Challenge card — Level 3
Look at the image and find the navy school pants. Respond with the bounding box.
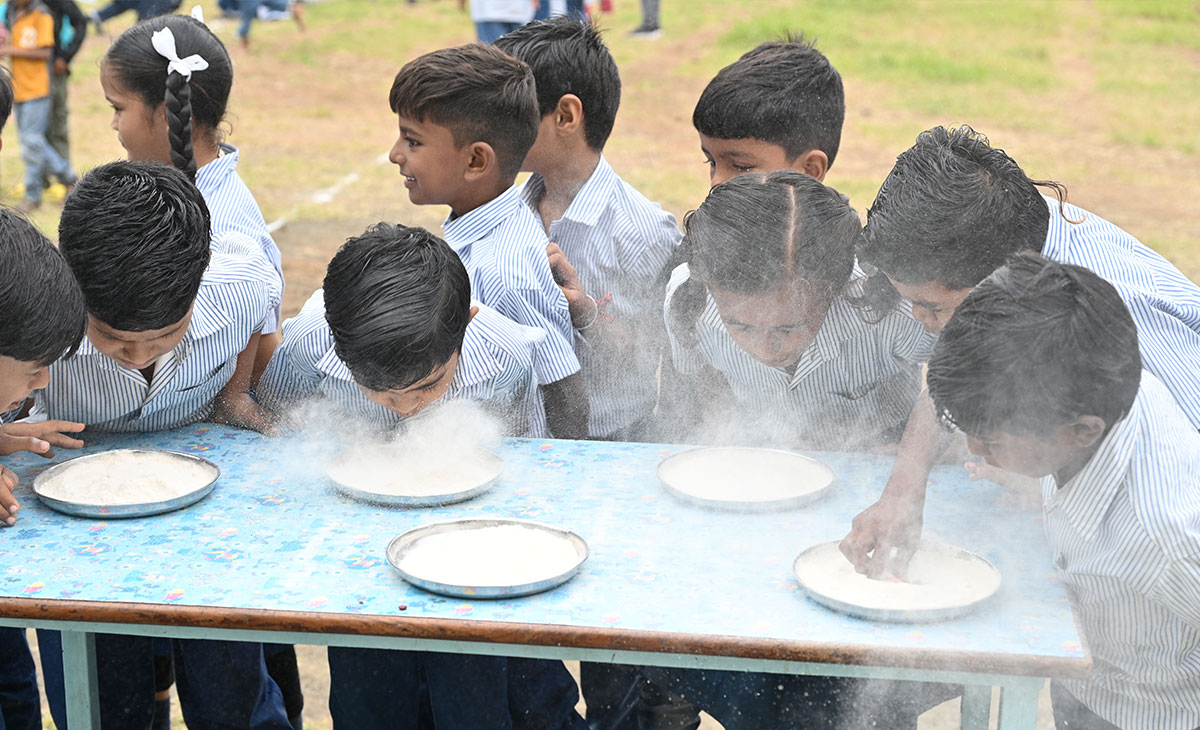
[0,628,40,730]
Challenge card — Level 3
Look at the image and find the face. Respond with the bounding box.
[100,62,171,164]
[87,311,192,371]
[699,133,802,186]
[887,277,972,333]
[388,114,469,208]
[359,350,460,419]
[965,427,1079,480]
[0,356,49,412]
[709,283,830,369]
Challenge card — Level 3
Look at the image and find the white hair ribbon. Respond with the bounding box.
[190,5,205,23]
[151,27,209,81]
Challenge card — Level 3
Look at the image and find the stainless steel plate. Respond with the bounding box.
[793,540,1002,623]
[326,449,503,507]
[32,449,220,519]
[386,518,589,599]
[657,446,834,512]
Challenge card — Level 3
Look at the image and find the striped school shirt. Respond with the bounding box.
[33,234,281,432]
[521,157,681,438]
[1042,196,1200,428]
[1043,372,1200,730]
[258,290,549,437]
[664,264,935,451]
[195,144,285,334]
[442,185,580,387]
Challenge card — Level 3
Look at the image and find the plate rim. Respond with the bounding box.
[657,446,835,512]
[326,449,504,507]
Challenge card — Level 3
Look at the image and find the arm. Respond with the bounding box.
[0,466,19,526]
[542,371,589,440]
[213,332,277,435]
[0,420,84,458]
[55,0,87,64]
[546,243,599,330]
[0,45,51,59]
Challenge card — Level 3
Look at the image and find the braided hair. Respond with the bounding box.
[104,15,232,182]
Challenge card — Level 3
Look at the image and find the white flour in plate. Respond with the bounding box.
[37,451,215,506]
[327,447,501,497]
[794,541,1001,613]
[660,447,832,502]
[397,524,583,587]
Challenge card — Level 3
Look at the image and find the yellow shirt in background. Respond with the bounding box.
[9,4,52,102]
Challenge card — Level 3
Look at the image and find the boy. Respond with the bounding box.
[33,160,291,730]
[842,125,1200,579]
[693,34,844,186]
[496,17,680,442]
[0,0,76,212]
[259,222,548,437]
[387,42,589,439]
[927,254,1200,730]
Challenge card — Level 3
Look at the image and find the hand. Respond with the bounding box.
[53,57,68,75]
[0,420,85,458]
[213,392,279,437]
[546,243,596,328]
[0,465,19,526]
[965,460,1042,509]
[839,491,924,580]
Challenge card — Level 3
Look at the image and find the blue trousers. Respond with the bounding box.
[475,20,522,44]
[0,629,39,730]
[13,96,74,204]
[237,0,289,40]
[38,631,293,730]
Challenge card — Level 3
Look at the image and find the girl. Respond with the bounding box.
[100,13,284,376]
[663,170,935,452]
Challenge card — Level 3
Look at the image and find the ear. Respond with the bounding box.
[467,305,480,324]
[1066,415,1107,449]
[553,94,585,136]
[794,149,830,182]
[463,141,498,182]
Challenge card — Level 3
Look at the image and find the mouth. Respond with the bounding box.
[5,401,22,411]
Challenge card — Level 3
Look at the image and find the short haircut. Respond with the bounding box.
[0,67,12,132]
[494,16,621,152]
[927,253,1141,438]
[58,161,212,332]
[0,208,86,364]
[670,170,861,343]
[323,223,471,392]
[693,34,844,165]
[859,125,1060,291]
[389,44,539,179]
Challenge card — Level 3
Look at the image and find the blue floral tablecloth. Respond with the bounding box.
[0,424,1082,671]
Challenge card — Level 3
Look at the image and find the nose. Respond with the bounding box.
[110,113,119,132]
[30,368,49,391]
[965,436,988,458]
[710,168,732,186]
[912,305,938,333]
[123,342,157,367]
[389,393,427,419]
[388,138,405,167]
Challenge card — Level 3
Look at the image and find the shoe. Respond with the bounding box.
[628,24,661,38]
[15,198,40,213]
[44,182,67,203]
[88,10,103,28]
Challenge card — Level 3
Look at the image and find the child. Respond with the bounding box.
[387,42,588,439]
[32,160,291,730]
[101,14,285,372]
[693,34,843,186]
[927,254,1200,730]
[0,207,86,730]
[259,222,548,437]
[496,17,680,442]
[843,124,1200,578]
[663,170,934,451]
[0,0,77,212]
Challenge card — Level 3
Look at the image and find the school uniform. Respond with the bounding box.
[663,263,935,451]
[442,185,581,388]
[196,143,286,334]
[33,233,290,730]
[258,290,549,437]
[33,234,280,430]
[521,157,681,439]
[0,628,40,730]
[1041,196,1200,427]
[1041,372,1200,730]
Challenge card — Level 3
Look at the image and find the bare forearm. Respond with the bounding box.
[3,46,51,60]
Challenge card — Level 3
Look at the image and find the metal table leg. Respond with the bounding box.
[997,677,1045,730]
[61,630,100,730]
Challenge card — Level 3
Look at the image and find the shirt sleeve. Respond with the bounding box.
[496,288,580,386]
[33,11,54,47]
[662,264,704,376]
[257,334,324,412]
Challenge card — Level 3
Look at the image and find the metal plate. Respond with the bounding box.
[32,449,220,519]
[326,449,503,507]
[657,446,835,512]
[793,541,1002,623]
[386,518,589,599]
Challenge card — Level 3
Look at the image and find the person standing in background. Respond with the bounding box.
[630,0,658,37]
[38,0,85,200]
[460,0,534,44]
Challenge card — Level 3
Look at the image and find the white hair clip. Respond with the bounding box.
[190,5,205,23]
[151,27,209,81]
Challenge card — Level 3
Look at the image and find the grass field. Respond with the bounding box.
[8,0,1200,727]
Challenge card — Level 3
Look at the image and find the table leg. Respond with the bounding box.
[960,684,991,730]
[997,677,1045,730]
[61,630,100,730]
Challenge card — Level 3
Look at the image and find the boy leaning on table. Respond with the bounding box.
[927,253,1200,730]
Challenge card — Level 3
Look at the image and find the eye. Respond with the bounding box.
[733,163,755,172]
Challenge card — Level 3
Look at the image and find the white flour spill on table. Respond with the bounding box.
[660,448,832,502]
[37,451,215,506]
[398,525,582,587]
[328,448,500,496]
[795,541,1001,612]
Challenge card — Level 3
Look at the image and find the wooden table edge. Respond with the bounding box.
[0,597,1092,679]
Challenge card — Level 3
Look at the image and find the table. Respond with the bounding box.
[0,424,1089,729]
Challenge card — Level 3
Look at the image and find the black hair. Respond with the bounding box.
[0,67,12,133]
[323,223,471,392]
[389,43,539,180]
[927,253,1141,438]
[104,15,233,182]
[494,16,620,153]
[858,125,1071,307]
[693,33,844,166]
[0,208,86,364]
[58,161,212,332]
[670,170,861,344]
